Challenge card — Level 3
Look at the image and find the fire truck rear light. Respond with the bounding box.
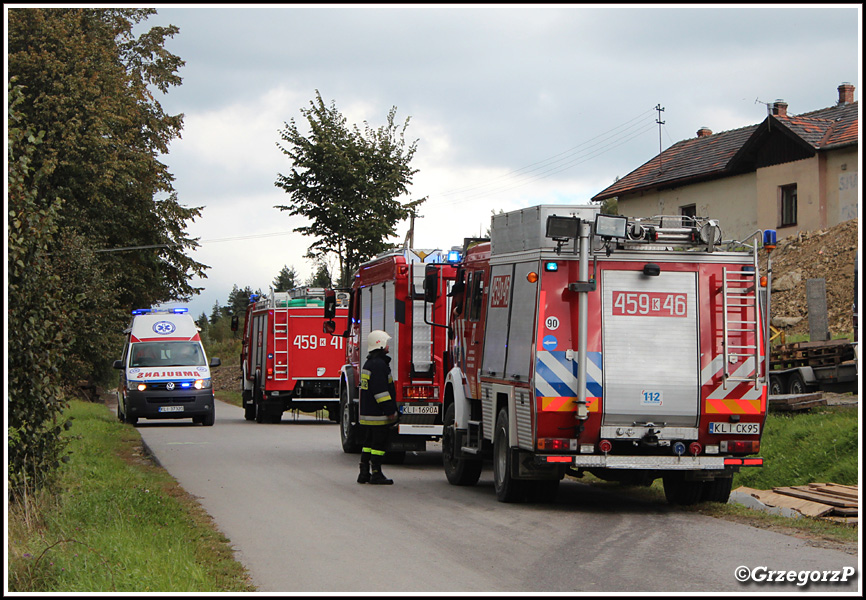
[721,440,760,453]
[743,458,763,466]
[537,438,576,451]
[598,439,612,453]
[527,271,538,283]
[545,456,572,463]
[689,442,702,456]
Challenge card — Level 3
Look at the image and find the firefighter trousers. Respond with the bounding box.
[360,425,389,471]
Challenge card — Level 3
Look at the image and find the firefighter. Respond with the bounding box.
[357,330,398,485]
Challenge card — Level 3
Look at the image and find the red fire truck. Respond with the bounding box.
[235,287,348,423]
[430,205,773,504]
[324,248,461,461]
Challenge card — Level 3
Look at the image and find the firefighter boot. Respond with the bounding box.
[357,458,371,484]
[369,458,393,485]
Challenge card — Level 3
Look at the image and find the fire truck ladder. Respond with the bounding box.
[721,250,762,390]
[273,311,289,381]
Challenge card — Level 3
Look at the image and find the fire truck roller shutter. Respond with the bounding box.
[601,269,700,427]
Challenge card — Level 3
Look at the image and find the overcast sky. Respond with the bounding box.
[134,4,861,319]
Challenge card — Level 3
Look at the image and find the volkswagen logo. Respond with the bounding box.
[166,382,175,391]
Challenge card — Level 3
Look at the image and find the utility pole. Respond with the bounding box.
[655,104,665,173]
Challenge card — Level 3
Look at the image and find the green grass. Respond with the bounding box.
[7,400,254,593]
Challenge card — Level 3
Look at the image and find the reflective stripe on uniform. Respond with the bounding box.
[374,391,392,403]
[360,369,371,390]
[370,449,386,456]
[360,416,394,425]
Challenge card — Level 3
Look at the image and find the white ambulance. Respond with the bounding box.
[114,308,220,426]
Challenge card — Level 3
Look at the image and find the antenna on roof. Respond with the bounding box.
[755,98,772,131]
[655,104,665,173]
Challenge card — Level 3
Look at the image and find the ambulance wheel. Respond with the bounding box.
[662,472,703,505]
[340,387,362,454]
[201,406,215,427]
[117,400,125,422]
[243,390,255,421]
[493,408,528,503]
[769,375,784,396]
[442,404,482,486]
[124,412,138,426]
[701,476,733,503]
[788,372,807,395]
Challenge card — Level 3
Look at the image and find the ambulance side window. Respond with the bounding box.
[469,270,484,321]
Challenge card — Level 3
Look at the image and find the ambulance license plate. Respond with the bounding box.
[158,405,184,413]
[709,422,759,435]
[401,405,439,415]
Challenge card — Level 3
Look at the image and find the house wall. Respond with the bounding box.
[617,172,758,243]
[756,146,858,239]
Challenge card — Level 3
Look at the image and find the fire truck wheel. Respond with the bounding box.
[243,390,255,421]
[493,408,528,503]
[662,472,703,506]
[254,387,266,424]
[340,387,362,454]
[769,375,785,396]
[700,476,733,503]
[788,372,807,395]
[442,404,482,486]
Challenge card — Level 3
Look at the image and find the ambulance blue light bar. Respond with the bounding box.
[131,309,151,315]
[170,308,188,314]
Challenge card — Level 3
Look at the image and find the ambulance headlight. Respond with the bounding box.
[193,379,212,390]
[131,382,147,392]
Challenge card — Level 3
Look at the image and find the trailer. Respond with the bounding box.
[235,287,348,423]
[769,339,858,394]
[431,205,774,505]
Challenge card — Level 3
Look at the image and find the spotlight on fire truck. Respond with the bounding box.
[593,213,629,240]
[545,215,581,240]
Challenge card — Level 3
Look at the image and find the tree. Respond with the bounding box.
[275,90,425,287]
[210,301,223,325]
[7,8,207,312]
[8,81,72,499]
[195,312,209,330]
[273,265,299,291]
[227,284,257,315]
[306,263,332,288]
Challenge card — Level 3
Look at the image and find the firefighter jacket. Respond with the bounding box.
[359,349,398,426]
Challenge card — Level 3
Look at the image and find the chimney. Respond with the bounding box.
[772,100,788,118]
[838,82,855,105]
[696,126,713,138]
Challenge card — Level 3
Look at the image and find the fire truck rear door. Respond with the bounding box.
[601,269,700,427]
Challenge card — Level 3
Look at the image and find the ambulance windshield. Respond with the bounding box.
[130,342,206,367]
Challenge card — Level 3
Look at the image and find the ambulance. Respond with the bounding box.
[114,308,221,426]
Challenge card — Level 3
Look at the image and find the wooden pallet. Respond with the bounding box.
[768,392,825,412]
[732,482,858,524]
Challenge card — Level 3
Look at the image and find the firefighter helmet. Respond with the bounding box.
[368,330,391,351]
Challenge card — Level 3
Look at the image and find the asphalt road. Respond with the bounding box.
[132,398,860,594]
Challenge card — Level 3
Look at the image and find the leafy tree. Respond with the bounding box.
[275,90,425,286]
[273,265,299,291]
[7,81,72,499]
[7,8,207,312]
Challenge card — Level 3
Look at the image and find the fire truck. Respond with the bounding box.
[323,248,460,461]
[430,205,773,504]
[235,287,348,423]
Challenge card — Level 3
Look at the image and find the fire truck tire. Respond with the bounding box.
[442,404,482,486]
[700,476,733,503]
[662,472,703,506]
[243,390,255,421]
[769,375,785,396]
[340,387,362,454]
[493,408,528,503]
[788,372,807,395]
[254,386,266,424]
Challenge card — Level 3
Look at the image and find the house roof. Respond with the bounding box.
[592,100,859,202]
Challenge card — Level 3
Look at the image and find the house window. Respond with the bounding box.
[680,204,697,222]
[779,184,797,227]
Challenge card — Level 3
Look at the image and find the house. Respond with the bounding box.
[591,83,858,242]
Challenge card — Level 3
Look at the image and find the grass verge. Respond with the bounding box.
[7,400,255,593]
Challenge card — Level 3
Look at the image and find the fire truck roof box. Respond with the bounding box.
[490,204,599,254]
